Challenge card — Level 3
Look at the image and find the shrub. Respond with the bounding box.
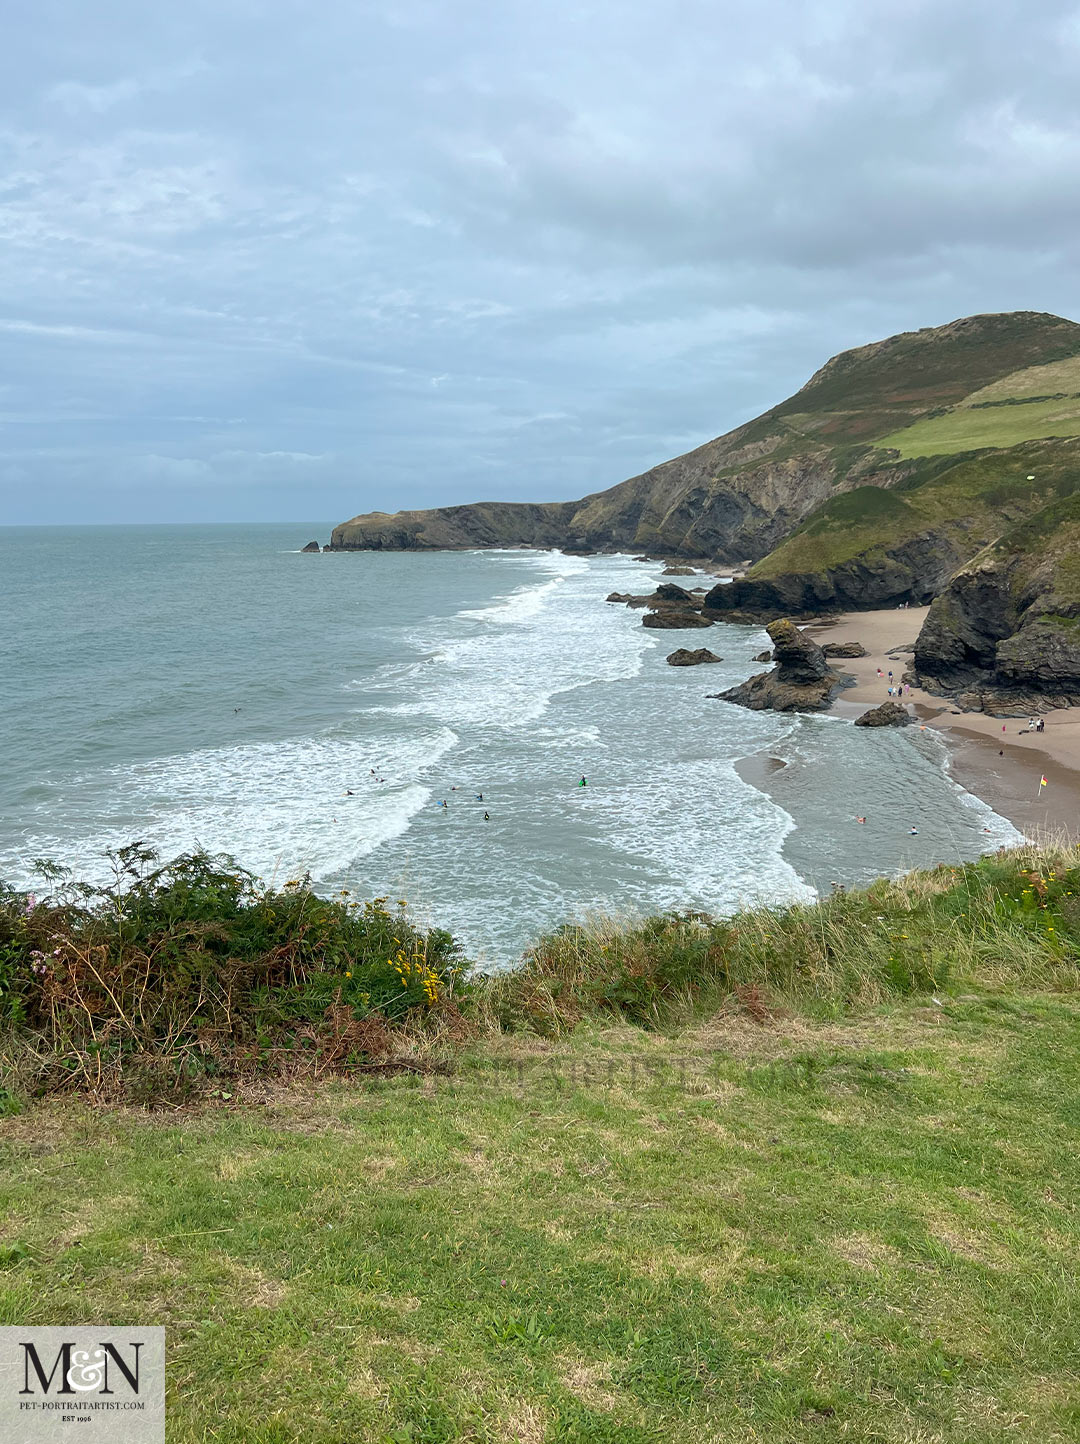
[0,845,468,1100]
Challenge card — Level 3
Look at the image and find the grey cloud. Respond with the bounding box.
[1,0,1079,524]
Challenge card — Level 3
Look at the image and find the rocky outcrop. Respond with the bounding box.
[301,540,322,553]
[666,648,723,666]
[914,493,1080,707]
[822,641,868,658]
[662,565,697,576]
[753,650,773,662]
[713,619,846,712]
[702,530,967,617]
[854,701,910,727]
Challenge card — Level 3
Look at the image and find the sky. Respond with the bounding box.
[3,1,1080,527]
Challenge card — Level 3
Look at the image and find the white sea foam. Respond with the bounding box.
[3,726,459,889]
[365,554,652,730]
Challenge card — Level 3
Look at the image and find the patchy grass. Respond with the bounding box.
[2,993,1079,1441]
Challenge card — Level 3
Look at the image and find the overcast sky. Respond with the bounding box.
[3,0,1080,526]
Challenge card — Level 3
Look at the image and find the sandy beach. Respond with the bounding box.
[805,608,1080,837]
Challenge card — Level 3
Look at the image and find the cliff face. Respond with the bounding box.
[703,436,1080,617]
[914,492,1080,707]
[331,311,1080,561]
[329,433,851,562]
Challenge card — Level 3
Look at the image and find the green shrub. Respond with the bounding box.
[0,845,468,1100]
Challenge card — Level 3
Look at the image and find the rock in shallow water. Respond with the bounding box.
[853,700,911,727]
[714,618,845,712]
[666,648,723,666]
[643,609,714,629]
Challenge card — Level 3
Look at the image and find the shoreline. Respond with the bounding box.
[802,607,1080,839]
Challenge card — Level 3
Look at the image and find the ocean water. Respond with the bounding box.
[0,524,1021,964]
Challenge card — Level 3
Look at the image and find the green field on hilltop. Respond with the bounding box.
[3,845,1080,1439]
[877,396,1080,460]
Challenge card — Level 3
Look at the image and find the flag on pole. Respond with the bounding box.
[1040,775,1048,789]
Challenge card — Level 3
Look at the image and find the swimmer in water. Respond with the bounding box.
[909,826,918,835]
[580,776,587,787]
[856,816,866,824]
[476,793,483,801]
[484,811,490,820]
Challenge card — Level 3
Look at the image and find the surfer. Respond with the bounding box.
[579,776,587,787]
[484,811,490,820]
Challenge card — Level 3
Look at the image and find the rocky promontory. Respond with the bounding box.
[713,619,847,713]
[331,315,1080,568]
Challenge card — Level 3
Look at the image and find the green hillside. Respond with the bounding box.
[749,439,1080,581]
[706,314,1080,622]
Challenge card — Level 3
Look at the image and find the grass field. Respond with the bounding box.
[3,846,1080,1440]
[876,398,1080,460]
[2,996,1079,1442]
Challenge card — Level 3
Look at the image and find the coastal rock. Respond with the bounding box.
[754,650,773,662]
[662,565,697,576]
[301,540,322,553]
[606,592,634,603]
[653,582,696,604]
[767,618,832,684]
[853,701,911,727]
[666,648,723,666]
[643,609,714,629]
[714,618,844,712]
[822,640,867,658]
[914,493,1080,706]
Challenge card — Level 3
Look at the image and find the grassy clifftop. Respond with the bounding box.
[748,437,1080,582]
[3,842,1080,1439]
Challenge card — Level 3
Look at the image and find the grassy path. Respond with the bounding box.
[2,993,1079,1442]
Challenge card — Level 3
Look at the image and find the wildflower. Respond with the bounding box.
[24,893,37,914]
[345,970,353,978]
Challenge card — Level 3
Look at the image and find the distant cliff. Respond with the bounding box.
[331,311,1080,569]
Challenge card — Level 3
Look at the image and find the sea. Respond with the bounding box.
[1,524,1021,965]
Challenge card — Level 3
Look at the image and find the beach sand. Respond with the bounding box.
[804,608,1080,837]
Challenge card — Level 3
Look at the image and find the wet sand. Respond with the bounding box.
[806,608,1079,838]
